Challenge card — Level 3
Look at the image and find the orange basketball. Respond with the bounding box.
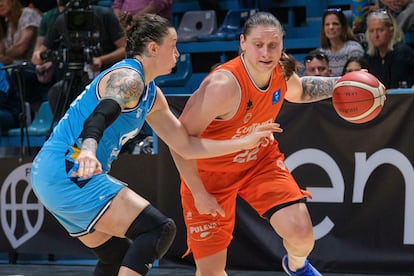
[332,71,386,124]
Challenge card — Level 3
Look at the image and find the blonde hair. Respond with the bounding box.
[365,10,405,56]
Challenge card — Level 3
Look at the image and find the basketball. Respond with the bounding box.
[332,71,386,124]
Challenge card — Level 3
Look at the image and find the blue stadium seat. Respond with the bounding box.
[177,10,217,42]
[155,53,192,87]
[8,101,53,136]
[198,9,258,41]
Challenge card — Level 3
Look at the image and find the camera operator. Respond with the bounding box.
[30,0,66,107]
[32,0,126,118]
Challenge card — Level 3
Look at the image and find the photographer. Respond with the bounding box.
[30,0,66,112]
[32,0,126,118]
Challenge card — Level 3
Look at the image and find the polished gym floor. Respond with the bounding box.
[0,264,411,276]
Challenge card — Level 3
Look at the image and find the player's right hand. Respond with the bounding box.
[194,191,225,217]
[242,122,282,150]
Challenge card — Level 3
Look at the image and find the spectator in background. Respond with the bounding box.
[364,9,414,88]
[31,0,65,66]
[303,49,332,76]
[0,0,41,65]
[342,56,369,74]
[370,0,414,32]
[112,0,173,21]
[0,0,42,113]
[320,8,365,76]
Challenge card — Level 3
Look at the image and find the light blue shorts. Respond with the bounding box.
[30,148,126,237]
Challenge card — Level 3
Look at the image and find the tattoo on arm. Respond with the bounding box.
[301,76,340,101]
[81,138,98,153]
[105,69,144,106]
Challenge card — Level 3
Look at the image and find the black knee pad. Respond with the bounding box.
[122,205,176,275]
[91,236,131,276]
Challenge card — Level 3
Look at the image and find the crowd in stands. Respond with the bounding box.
[366,0,414,32]
[305,4,413,89]
[0,0,413,135]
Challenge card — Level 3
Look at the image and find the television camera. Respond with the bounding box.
[41,0,102,69]
[40,0,103,128]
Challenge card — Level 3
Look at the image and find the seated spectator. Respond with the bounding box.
[0,64,21,133]
[373,0,414,32]
[0,0,41,64]
[0,0,43,113]
[364,9,414,88]
[342,56,369,74]
[112,0,173,21]
[303,49,332,76]
[320,8,365,76]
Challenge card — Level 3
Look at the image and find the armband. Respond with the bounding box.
[80,98,122,143]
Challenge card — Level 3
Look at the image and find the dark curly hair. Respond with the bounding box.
[120,13,174,58]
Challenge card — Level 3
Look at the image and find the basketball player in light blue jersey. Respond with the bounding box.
[30,14,280,276]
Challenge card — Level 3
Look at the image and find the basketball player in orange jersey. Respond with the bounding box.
[170,12,342,276]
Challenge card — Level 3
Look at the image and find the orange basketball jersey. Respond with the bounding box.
[198,56,287,172]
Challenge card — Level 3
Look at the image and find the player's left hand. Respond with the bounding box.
[73,149,103,179]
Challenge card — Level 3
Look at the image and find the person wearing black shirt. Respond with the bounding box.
[364,9,414,88]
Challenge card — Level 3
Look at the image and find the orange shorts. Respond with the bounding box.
[180,154,309,260]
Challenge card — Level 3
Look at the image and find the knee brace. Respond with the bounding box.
[91,236,131,276]
[121,205,176,275]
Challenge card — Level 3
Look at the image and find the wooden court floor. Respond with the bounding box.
[0,264,410,276]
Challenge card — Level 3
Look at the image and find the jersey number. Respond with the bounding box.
[233,147,259,163]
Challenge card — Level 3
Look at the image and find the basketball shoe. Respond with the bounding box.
[282,255,322,276]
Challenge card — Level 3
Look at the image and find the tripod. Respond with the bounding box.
[1,62,31,160]
[48,62,89,135]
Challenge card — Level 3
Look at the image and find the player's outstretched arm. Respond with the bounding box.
[146,88,282,160]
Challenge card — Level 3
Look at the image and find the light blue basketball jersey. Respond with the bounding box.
[31,58,157,236]
[44,58,156,172]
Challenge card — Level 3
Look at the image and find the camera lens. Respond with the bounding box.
[70,11,88,28]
